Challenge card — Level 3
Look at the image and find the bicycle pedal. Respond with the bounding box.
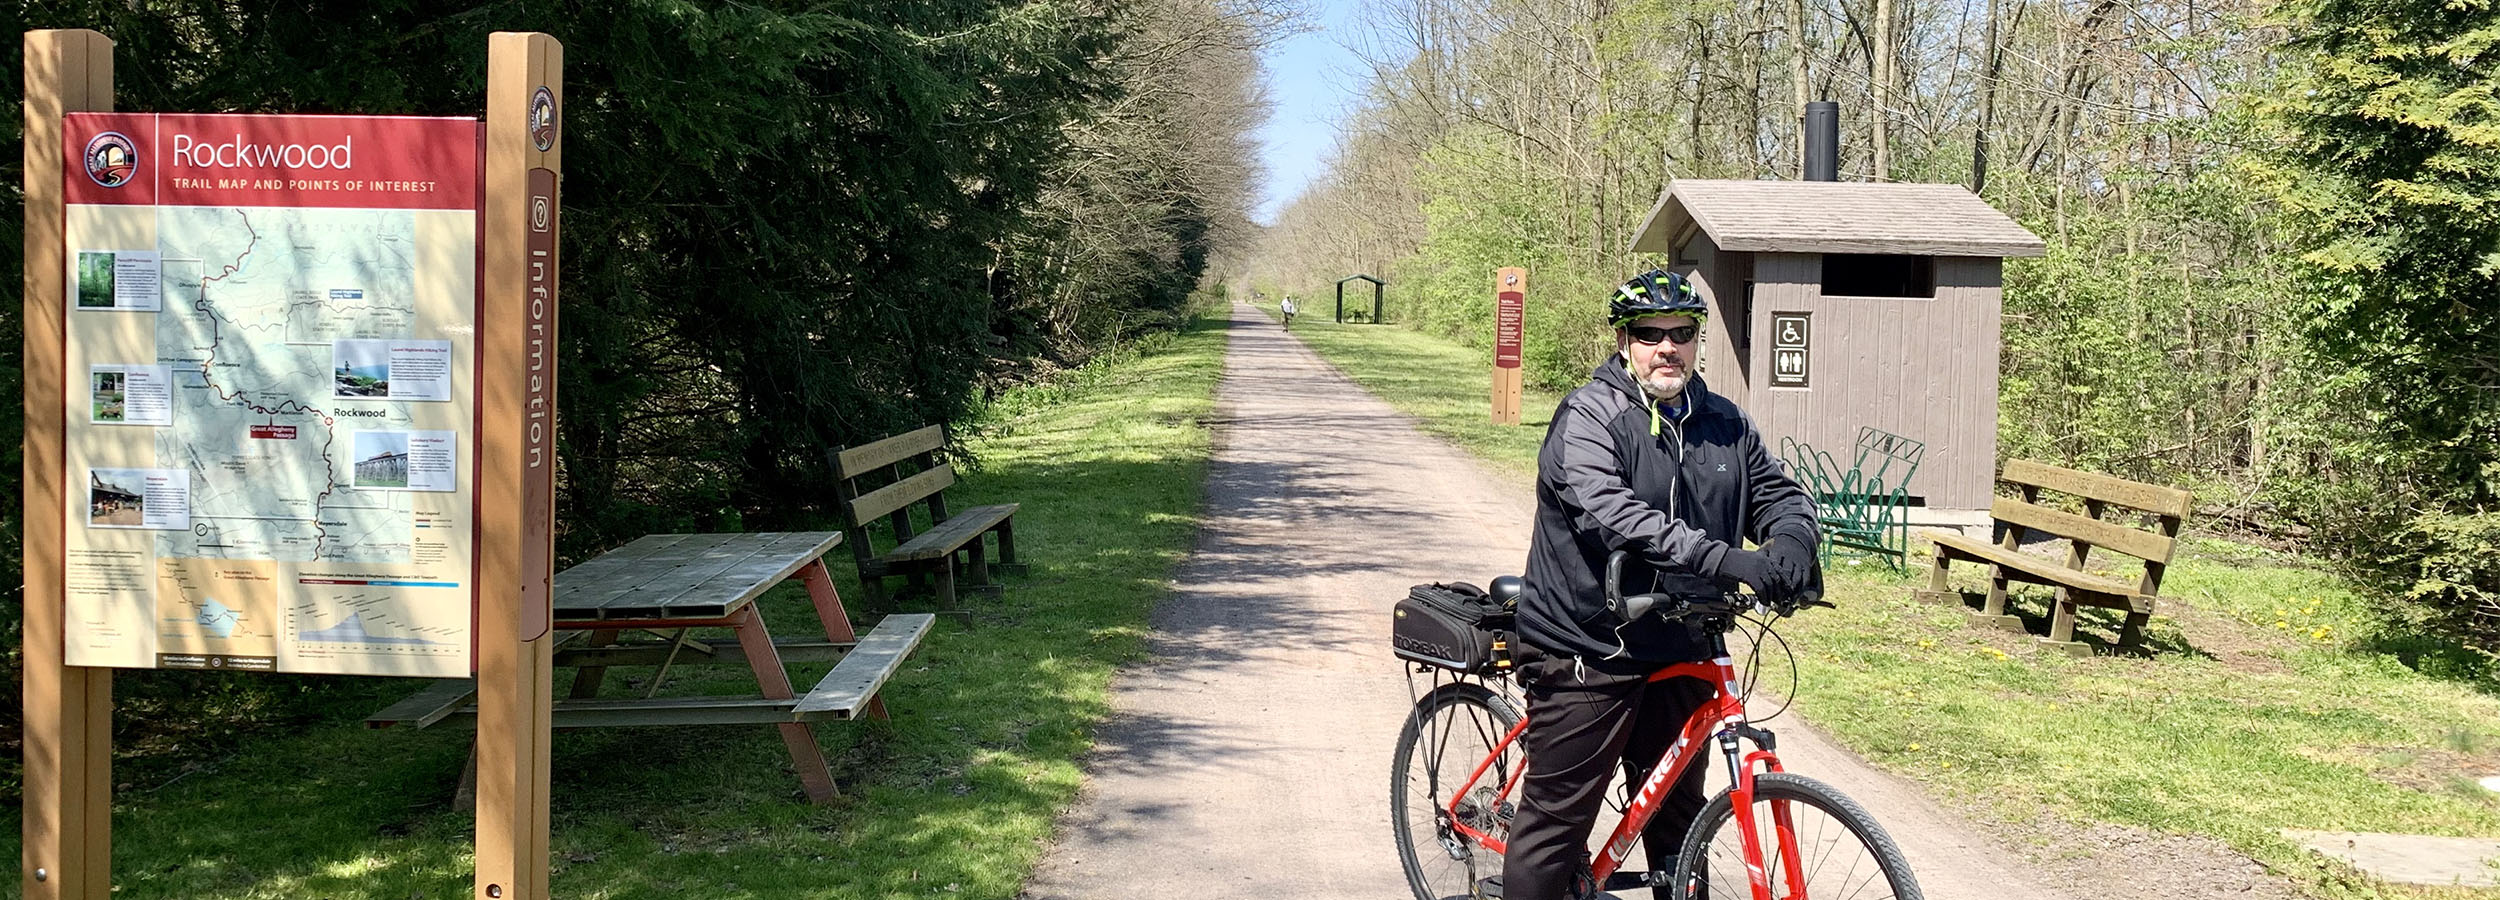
[1474,874,1504,898]
[1601,870,1665,891]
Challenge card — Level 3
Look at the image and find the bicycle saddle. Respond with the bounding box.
[1488,575,1524,609]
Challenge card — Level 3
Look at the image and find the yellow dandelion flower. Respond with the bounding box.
[1908,743,1922,751]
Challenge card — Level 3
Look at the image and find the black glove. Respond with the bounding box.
[1712,546,1778,597]
[1761,535,1817,599]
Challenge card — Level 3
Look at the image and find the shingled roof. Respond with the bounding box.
[1631,179,2046,258]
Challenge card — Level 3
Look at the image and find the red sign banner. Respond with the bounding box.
[66,112,480,210]
[1495,291,1525,370]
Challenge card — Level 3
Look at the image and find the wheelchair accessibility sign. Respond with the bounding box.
[1771,312,1810,387]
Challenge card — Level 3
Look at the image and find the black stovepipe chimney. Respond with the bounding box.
[1804,101,1839,182]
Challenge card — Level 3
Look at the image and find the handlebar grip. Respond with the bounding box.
[1604,551,1629,618]
[1620,592,1668,622]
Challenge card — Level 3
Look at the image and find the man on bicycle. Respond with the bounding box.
[1281,294,1298,327]
[1505,268,1822,899]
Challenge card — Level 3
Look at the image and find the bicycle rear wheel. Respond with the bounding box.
[1391,680,1523,900]
[1671,772,1922,900]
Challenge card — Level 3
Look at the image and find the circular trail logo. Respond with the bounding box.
[84,131,137,188]
[528,87,557,152]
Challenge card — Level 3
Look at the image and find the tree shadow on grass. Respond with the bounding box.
[2349,630,2500,699]
[1925,584,2220,661]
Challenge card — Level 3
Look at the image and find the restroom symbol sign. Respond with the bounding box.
[1770,312,1810,387]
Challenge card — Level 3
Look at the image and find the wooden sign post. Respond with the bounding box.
[475,31,562,900]
[1491,267,1526,425]
[22,28,115,900]
[19,28,561,899]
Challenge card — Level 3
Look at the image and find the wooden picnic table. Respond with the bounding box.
[369,532,934,803]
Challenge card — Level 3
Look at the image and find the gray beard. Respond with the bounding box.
[1640,370,1688,402]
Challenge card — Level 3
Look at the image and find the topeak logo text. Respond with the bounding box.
[84,131,136,188]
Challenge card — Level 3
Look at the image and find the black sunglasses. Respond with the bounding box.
[1626,324,1698,346]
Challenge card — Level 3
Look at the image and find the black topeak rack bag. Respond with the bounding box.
[1392,582,1515,673]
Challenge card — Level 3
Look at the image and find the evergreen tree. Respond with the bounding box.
[2271,0,2500,646]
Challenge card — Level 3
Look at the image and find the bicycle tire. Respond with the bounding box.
[1391,680,1523,900]
[1670,772,1923,900]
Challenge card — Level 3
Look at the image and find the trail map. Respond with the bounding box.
[60,113,481,676]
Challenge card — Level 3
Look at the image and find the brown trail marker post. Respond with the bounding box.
[475,31,562,900]
[20,28,561,899]
[1491,267,1525,425]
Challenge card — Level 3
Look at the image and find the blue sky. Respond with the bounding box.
[1253,1,1370,225]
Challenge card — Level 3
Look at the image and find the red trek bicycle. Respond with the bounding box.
[1392,552,1922,900]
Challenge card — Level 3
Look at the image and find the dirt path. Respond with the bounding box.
[1021,303,2092,900]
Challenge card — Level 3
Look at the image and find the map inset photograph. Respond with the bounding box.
[76,251,114,308]
[88,469,144,526]
[354,431,411,488]
[333,340,392,398]
[92,369,125,422]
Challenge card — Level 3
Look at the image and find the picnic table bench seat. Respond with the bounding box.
[1915,459,2192,655]
[366,613,935,728]
[830,424,1026,613]
[369,531,932,803]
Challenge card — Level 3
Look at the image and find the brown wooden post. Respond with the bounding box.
[22,29,114,900]
[1491,268,1525,425]
[476,31,562,900]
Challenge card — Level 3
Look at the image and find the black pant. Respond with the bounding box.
[1501,648,1714,900]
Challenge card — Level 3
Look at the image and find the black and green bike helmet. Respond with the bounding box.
[1607,268,1707,326]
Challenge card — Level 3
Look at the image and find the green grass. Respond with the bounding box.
[1282,318,2500,899]
[3,314,1228,899]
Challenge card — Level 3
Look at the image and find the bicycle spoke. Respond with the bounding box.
[1394,682,1521,900]
[1681,775,1916,900]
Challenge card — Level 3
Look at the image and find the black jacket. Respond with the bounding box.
[1519,358,1819,670]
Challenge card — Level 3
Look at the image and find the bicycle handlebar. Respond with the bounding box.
[1603,550,1831,625]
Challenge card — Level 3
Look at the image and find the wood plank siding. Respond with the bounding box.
[1677,234,1753,408]
[1686,245,2001,510]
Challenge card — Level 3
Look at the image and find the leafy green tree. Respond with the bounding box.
[2269,0,2500,647]
[0,0,1259,791]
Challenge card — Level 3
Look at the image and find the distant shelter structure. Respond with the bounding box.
[1336,273,1384,324]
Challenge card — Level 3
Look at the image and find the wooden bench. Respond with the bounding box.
[829,424,1025,612]
[1914,460,2193,655]
[368,532,933,803]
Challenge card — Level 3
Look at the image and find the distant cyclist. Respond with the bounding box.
[1505,268,1823,899]
[1280,295,1299,328]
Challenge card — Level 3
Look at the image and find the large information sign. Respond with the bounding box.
[59,113,481,676]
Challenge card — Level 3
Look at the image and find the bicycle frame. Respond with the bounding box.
[1440,651,1805,900]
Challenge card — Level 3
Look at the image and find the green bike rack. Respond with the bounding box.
[1779,427,1925,572]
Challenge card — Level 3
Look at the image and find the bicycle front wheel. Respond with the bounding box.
[1672,772,1922,900]
[1391,680,1522,900]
